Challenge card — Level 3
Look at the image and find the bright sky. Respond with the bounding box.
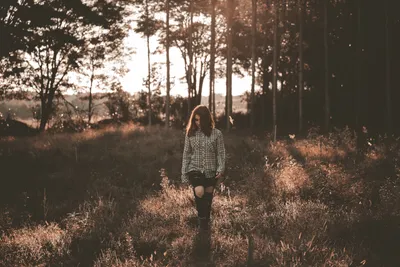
[120,28,252,97]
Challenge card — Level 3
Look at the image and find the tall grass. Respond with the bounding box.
[0,125,399,266]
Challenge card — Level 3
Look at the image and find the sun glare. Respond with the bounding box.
[121,25,252,97]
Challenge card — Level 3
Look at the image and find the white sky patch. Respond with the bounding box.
[120,25,252,97]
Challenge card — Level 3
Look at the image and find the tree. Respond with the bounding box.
[1,0,127,131]
[188,0,194,115]
[384,0,392,135]
[165,0,171,128]
[272,0,279,140]
[201,0,400,135]
[135,0,162,126]
[23,8,89,131]
[353,0,366,150]
[135,63,166,124]
[250,0,257,130]
[104,82,135,121]
[209,0,217,120]
[226,0,234,131]
[78,24,130,124]
[298,0,304,134]
[323,0,330,132]
[166,19,211,108]
[261,2,272,130]
[0,0,110,60]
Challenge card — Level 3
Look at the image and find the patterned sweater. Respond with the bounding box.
[181,128,226,183]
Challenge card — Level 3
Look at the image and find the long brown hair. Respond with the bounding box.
[186,105,215,137]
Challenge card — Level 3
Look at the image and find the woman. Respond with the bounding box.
[181,105,226,230]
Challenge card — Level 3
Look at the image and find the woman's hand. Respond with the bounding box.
[215,172,223,179]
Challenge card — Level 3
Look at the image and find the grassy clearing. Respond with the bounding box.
[0,125,399,266]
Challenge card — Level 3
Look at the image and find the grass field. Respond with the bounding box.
[0,125,399,266]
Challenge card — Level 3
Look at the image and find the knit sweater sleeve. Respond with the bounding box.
[181,134,191,183]
[216,130,226,174]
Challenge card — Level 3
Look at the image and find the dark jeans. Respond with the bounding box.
[187,170,217,188]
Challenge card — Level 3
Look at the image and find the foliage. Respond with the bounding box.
[0,0,129,131]
[75,19,133,123]
[2,0,400,135]
[0,0,112,59]
[104,83,136,121]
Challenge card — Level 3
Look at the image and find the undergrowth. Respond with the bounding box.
[0,124,399,266]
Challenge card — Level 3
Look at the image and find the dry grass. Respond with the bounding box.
[0,223,68,265]
[0,125,399,266]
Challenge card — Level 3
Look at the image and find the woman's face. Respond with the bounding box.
[194,114,201,129]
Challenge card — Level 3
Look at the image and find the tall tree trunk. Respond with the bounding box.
[209,0,216,120]
[355,0,362,144]
[165,0,170,128]
[272,0,279,141]
[323,0,330,132]
[39,89,56,132]
[261,19,269,130]
[193,57,198,104]
[355,0,360,130]
[198,63,205,104]
[250,0,257,130]
[298,0,304,134]
[355,0,368,153]
[88,68,94,124]
[39,96,48,131]
[187,0,194,117]
[226,0,233,131]
[39,57,59,132]
[146,34,152,126]
[146,0,152,126]
[384,0,392,135]
[279,0,285,129]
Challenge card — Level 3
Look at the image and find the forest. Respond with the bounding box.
[1,0,399,136]
[1,0,400,266]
